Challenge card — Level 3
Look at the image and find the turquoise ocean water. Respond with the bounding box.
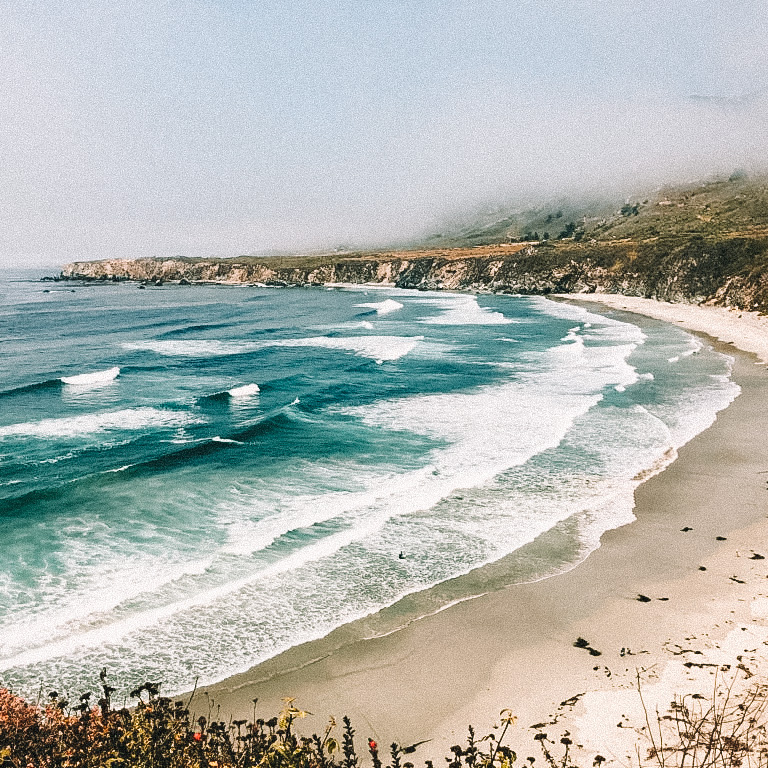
[0,269,739,699]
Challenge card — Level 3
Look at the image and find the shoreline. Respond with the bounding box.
[191,295,768,765]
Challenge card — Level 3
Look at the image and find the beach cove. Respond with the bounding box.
[195,296,768,766]
[4,275,768,764]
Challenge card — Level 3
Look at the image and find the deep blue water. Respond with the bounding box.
[0,269,738,698]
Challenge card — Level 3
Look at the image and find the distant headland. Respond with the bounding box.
[60,174,768,313]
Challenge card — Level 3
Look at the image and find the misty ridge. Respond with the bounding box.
[3,1,768,265]
[11,87,768,264]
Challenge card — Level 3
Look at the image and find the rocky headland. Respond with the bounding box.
[60,175,768,312]
[60,234,768,312]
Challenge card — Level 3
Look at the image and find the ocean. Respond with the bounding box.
[0,269,739,701]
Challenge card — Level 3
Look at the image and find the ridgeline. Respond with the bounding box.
[61,174,768,312]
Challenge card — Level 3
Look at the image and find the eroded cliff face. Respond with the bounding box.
[60,236,768,312]
[60,254,608,295]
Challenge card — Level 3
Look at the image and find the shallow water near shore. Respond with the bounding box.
[0,270,739,699]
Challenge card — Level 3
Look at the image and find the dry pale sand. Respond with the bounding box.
[195,297,768,767]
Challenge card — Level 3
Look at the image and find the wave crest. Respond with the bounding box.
[0,408,200,440]
[61,367,120,387]
[354,299,403,315]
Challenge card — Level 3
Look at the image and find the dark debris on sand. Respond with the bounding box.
[573,637,602,656]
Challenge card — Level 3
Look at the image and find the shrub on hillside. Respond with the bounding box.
[0,672,517,768]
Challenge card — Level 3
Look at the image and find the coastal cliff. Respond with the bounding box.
[60,176,768,312]
[61,234,768,312]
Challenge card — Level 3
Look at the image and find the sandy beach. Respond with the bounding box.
[195,296,768,766]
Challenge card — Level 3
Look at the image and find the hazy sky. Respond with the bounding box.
[2,0,767,267]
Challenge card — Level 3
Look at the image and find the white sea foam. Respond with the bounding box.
[0,516,394,671]
[338,352,629,504]
[681,337,704,357]
[227,383,260,397]
[123,340,258,357]
[124,336,421,362]
[0,556,215,661]
[311,321,376,332]
[216,456,489,560]
[0,408,200,439]
[354,299,403,315]
[531,297,648,346]
[61,366,120,386]
[218,474,390,556]
[419,296,515,325]
[650,376,739,448]
[272,335,423,361]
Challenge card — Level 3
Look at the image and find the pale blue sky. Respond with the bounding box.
[2,1,767,266]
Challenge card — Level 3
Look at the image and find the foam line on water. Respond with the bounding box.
[0,408,202,440]
[272,336,423,361]
[123,336,423,361]
[668,339,702,363]
[419,296,516,325]
[313,321,374,331]
[0,555,216,660]
[122,340,259,357]
[0,516,393,671]
[218,474,405,556]
[216,455,491,559]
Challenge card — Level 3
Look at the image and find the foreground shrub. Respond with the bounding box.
[6,668,768,768]
[0,672,517,768]
[640,675,768,768]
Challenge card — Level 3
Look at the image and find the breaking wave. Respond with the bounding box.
[125,336,423,362]
[0,408,201,440]
[354,299,403,315]
[61,367,120,386]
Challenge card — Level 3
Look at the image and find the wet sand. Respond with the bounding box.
[194,298,768,765]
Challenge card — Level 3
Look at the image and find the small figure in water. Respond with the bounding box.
[398,551,405,559]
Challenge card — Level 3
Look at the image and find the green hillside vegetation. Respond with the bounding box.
[588,175,768,242]
[422,174,768,248]
[403,174,768,311]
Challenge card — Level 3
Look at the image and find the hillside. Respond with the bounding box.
[60,174,768,312]
[424,173,768,247]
